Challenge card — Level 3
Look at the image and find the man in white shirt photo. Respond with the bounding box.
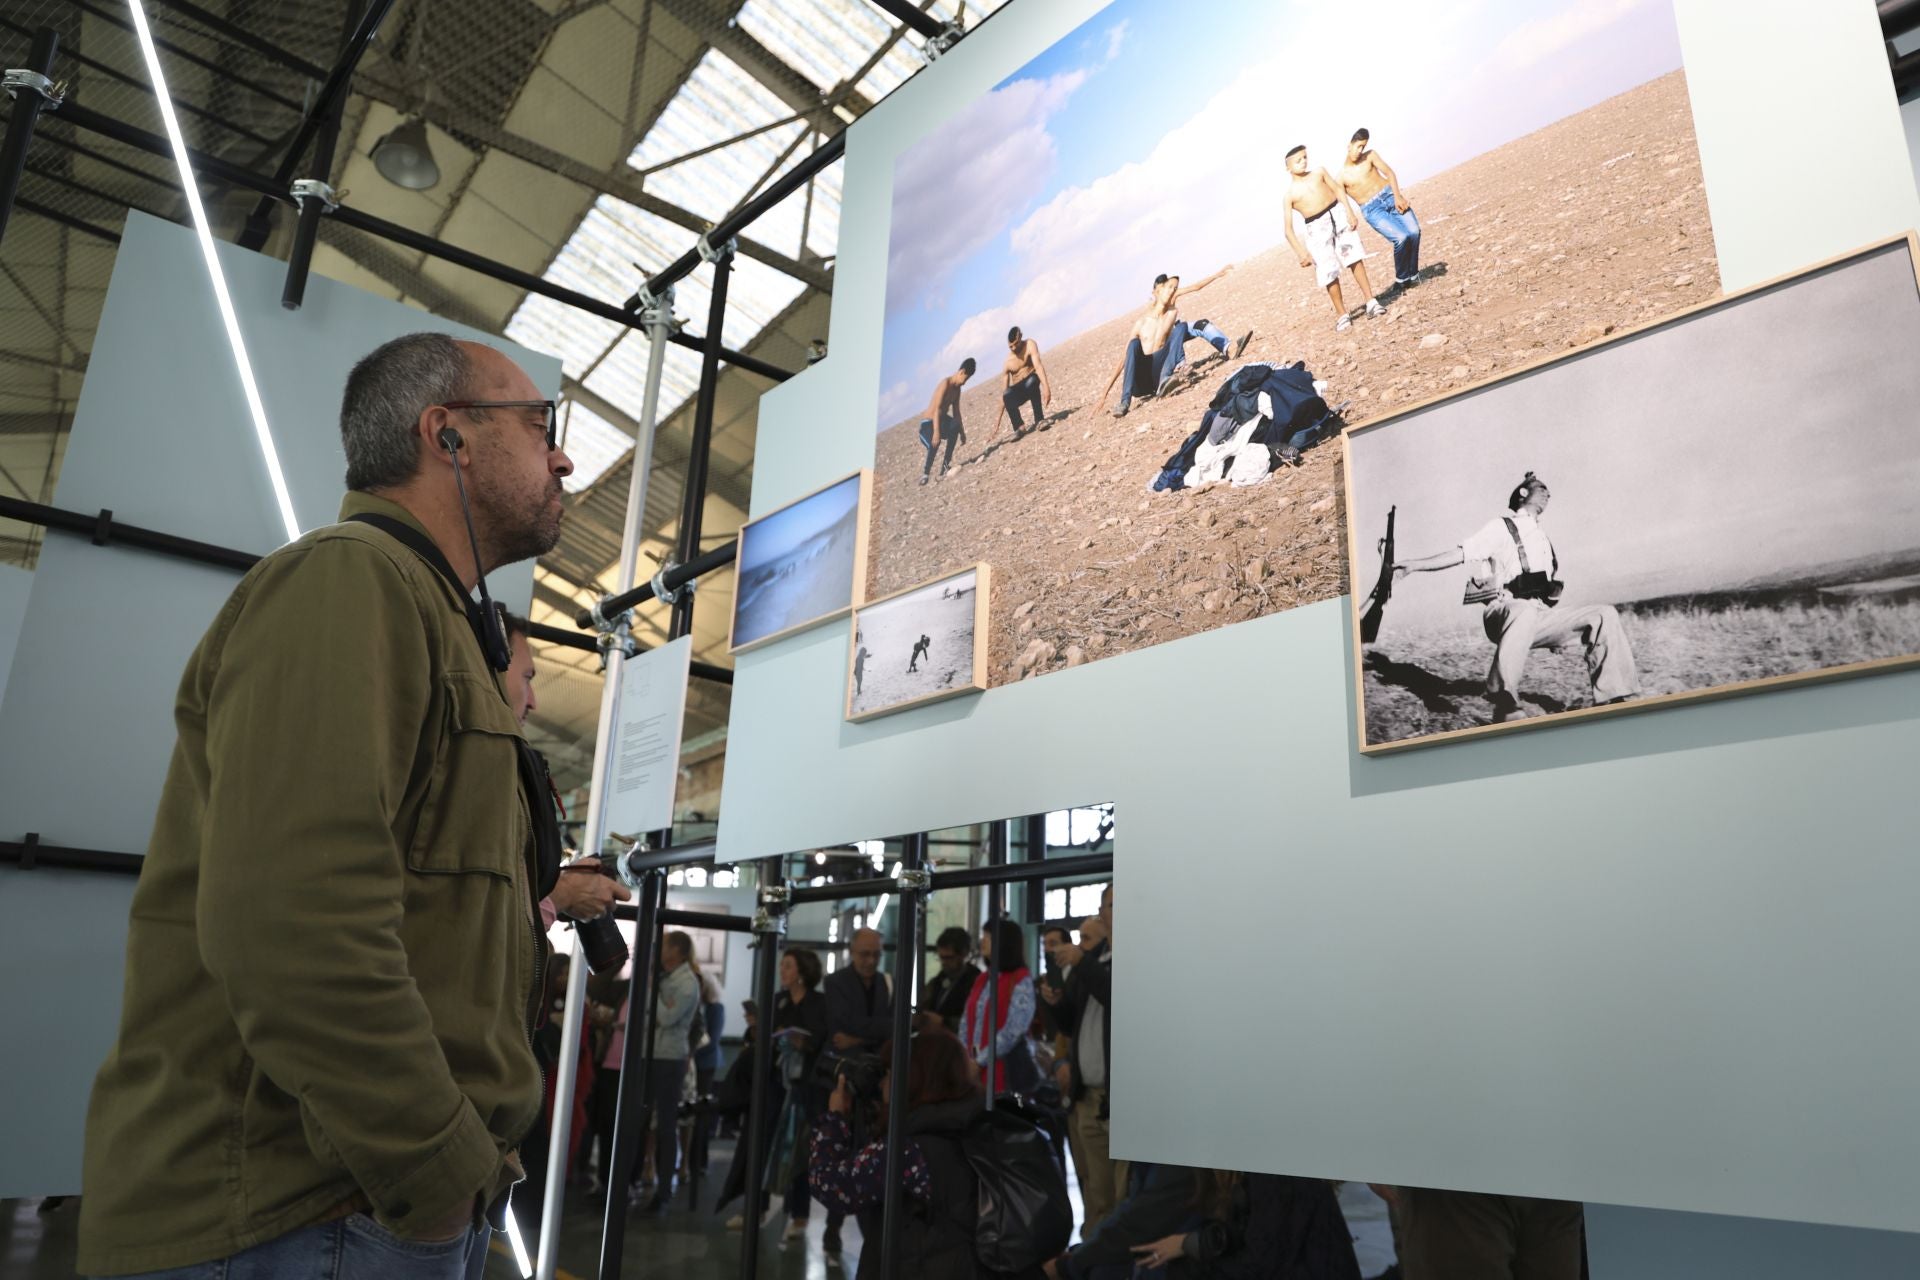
[1393,471,1640,723]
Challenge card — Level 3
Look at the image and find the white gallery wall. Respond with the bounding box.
[0,212,557,1195]
[719,0,1920,1268]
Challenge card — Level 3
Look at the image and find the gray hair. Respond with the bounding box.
[340,332,475,491]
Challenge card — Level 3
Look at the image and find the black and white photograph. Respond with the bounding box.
[1345,234,1920,752]
[728,469,871,654]
[847,565,991,722]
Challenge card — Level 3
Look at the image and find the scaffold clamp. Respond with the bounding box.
[696,234,737,265]
[651,562,692,606]
[289,179,340,212]
[2,70,64,107]
[632,281,680,332]
[918,23,964,64]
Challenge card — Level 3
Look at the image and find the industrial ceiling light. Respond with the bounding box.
[372,116,441,190]
[124,0,300,544]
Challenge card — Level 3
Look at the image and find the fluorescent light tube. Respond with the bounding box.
[125,0,302,545]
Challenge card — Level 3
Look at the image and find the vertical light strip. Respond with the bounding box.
[125,0,302,544]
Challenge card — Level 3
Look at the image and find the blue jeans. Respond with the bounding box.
[103,1213,492,1280]
[1119,321,1198,412]
[1186,319,1232,355]
[919,414,959,476]
[1002,372,1044,429]
[1361,187,1420,282]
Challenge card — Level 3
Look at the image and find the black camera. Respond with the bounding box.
[836,1052,886,1101]
[560,861,629,975]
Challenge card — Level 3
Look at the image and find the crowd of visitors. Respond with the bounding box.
[548,884,1580,1280]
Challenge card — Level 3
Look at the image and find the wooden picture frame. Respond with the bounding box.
[1344,232,1920,753]
[727,469,872,655]
[845,564,992,722]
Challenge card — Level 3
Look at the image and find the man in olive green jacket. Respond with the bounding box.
[78,333,575,1278]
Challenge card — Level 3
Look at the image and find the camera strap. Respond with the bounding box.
[345,513,508,670]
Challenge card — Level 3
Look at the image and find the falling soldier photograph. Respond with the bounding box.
[1393,471,1640,724]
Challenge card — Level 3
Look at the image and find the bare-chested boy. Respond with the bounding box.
[918,358,974,484]
[1338,127,1422,289]
[1095,269,1252,419]
[993,326,1053,437]
[1284,144,1386,332]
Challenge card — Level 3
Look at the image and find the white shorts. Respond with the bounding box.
[1303,203,1367,287]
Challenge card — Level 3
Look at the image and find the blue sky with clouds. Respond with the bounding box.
[877,0,1686,430]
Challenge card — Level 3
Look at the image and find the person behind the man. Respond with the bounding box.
[1284,144,1387,331]
[1394,471,1640,724]
[79,333,575,1278]
[992,326,1055,438]
[819,926,894,1256]
[1041,888,1121,1234]
[917,926,982,1035]
[498,610,629,1224]
[1338,127,1422,289]
[918,359,974,484]
[1096,269,1251,419]
[501,609,629,935]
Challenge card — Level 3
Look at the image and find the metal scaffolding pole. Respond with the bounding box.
[535,287,679,1280]
[877,833,927,1279]
[0,26,61,250]
[237,0,395,251]
[670,245,733,638]
[985,820,1006,1108]
[280,1,365,309]
[593,244,733,1280]
[737,866,787,1280]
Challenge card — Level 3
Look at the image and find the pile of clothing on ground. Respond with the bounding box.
[1149,360,1342,493]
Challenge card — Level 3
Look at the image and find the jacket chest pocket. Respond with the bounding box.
[406,670,528,881]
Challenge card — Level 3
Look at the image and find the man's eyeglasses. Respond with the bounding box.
[443,400,560,451]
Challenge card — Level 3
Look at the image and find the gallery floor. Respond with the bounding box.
[3,1135,1399,1278]
[1,1160,855,1280]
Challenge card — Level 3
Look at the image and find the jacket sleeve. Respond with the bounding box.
[806,1112,930,1215]
[1063,1164,1201,1278]
[195,541,501,1234]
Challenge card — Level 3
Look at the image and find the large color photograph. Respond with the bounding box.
[871,0,1718,685]
[1345,236,1920,752]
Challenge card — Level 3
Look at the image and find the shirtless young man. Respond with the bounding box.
[918,358,974,484]
[993,326,1054,437]
[1284,144,1386,332]
[1338,127,1422,289]
[1095,269,1251,419]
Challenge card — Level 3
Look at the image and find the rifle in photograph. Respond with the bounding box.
[1359,505,1395,644]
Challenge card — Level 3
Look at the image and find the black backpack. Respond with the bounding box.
[962,1097,1073,1272]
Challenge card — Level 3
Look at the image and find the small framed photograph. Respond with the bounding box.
[728,470,872,654]
[846,565,992,722]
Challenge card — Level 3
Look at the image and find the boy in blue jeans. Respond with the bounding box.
[1338,127,1422,289]
[917,357,975,484]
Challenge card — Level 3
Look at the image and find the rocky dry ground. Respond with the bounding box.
[870,71,1720,688]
